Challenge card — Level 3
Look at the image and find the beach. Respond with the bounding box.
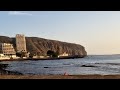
[1,55,120,79]
[0,75,120,79]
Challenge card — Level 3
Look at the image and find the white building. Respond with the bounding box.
[0,43,17,60]
[0,43,16,55]
[58,52,69,57]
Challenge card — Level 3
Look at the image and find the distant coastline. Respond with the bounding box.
[87,54,120,56]
[0,35,87,61]
[0,55,86,61]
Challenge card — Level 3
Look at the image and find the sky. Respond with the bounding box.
[0,11,120,55]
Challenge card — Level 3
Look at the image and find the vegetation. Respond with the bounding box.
[16,52,22,57]
[29,53,35,58]
[16,51,27,58]
[52,52,58,58]
[47,50,59,58]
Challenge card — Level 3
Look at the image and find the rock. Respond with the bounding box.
[0,63,23,75]
[81,64,96,67]
[0,36,87,57]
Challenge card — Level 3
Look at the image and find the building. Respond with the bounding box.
[0,43,16,55]
[16,34,30,58]
[58,52,69,57]
[16,34,27,52]
[32,55,45,59]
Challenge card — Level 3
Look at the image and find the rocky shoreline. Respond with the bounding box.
[0,56,86,75]
[0,62,120,79]
[0,64,23,75]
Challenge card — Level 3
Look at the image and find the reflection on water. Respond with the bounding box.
[1,55,120,75]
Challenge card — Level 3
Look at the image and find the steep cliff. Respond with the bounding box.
[0,36,87,57]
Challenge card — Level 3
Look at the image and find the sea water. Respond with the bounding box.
[1,55,120,75]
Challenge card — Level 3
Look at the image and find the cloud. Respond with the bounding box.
[8,11,32,16]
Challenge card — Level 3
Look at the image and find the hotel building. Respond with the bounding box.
[0,43,16,55]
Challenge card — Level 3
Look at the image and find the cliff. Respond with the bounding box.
[0,36,87,57]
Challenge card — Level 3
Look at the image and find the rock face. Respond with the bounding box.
[0,36,87,57]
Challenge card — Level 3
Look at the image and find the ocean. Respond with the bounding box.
[1,55,120,75]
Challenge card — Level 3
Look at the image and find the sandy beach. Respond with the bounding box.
[0,75,120,79]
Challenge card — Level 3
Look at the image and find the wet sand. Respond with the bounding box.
[0,75,120,79]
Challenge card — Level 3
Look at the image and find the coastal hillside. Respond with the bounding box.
[0,36,87,57]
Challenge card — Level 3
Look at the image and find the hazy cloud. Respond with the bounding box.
[8,11,32,16]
